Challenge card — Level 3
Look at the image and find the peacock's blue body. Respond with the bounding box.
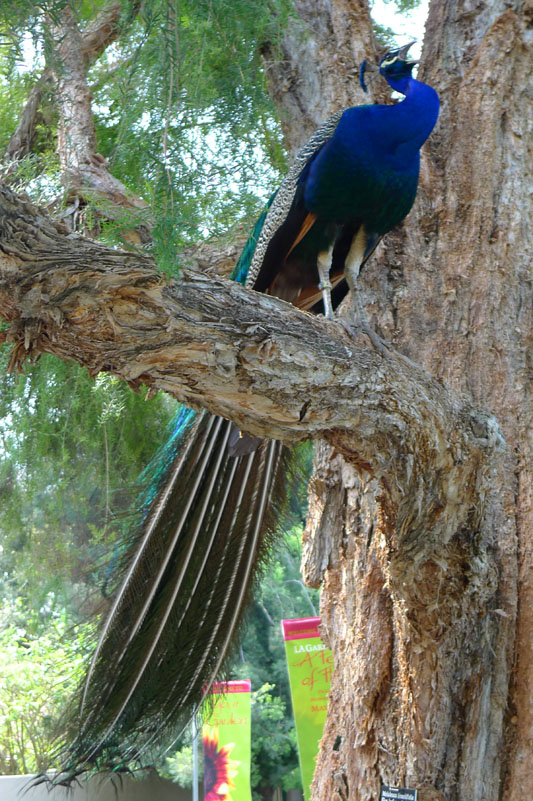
[303,92,437,234]
[250,46,439,315]
[55,42,439,783]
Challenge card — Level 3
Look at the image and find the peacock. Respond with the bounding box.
[54,42,439,781]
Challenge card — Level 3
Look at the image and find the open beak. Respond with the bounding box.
[360,40,418,93]
[398,40,418,64]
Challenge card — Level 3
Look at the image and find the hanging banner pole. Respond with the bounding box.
[282,617,333,801]
[192,714,199,801]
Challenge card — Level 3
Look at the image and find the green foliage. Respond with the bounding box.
[87,0,291,272]
[250,684,301,795]
[0,597,93,774]
[0,0,298,779]
[165,743,196,788]
[1,0,291,274]
[0,350,177,775]
[0,72,30,155]
[0,349,176,617]
[1,151,62,202]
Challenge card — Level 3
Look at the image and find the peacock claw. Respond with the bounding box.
[338,316,391,357]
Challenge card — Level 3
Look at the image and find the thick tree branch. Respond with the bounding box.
[0,183,503,579]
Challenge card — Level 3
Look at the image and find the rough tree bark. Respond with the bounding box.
[0,183,501,453]
[262,0,377,154]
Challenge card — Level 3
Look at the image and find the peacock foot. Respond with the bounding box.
[338,315,392,357]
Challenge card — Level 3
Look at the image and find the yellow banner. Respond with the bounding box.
[203,680,252,801]
[282,618,333,801]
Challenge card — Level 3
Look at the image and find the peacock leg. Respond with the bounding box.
[343,226,391,355]
[317,245,335,319]
[343,225,366,307]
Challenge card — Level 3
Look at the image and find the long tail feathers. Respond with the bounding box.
[57,411,289,779]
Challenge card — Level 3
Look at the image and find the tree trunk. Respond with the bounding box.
[3,1,138,164]
[286,0,532,799]
[263,0,381,155]
[46,3,150,243]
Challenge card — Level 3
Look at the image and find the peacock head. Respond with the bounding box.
[359,41,418,95]
[379,41,418,94]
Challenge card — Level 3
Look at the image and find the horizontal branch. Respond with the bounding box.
[0,183,504,563]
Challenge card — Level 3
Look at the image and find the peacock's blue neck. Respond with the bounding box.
[380,76,440,156]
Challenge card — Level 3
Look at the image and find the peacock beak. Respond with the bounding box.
[398,40,417,60]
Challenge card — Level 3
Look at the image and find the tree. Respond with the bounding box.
[0,0,289,611]
[0,604,91,774]
[300,3,531,799]
[0,2,531,801]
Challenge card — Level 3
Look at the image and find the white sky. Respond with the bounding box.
[371,0,430,60]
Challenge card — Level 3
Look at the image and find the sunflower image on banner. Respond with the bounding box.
[202,680,252,801]
[282,617,333,801]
